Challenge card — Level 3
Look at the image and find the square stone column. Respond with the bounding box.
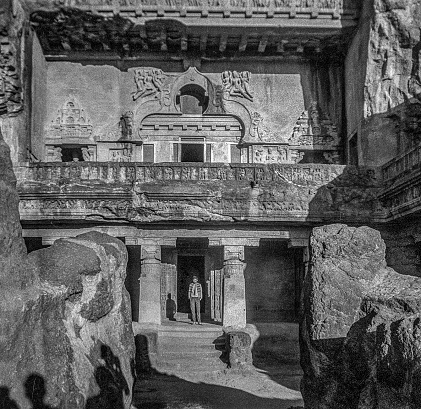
[138,243,162,325]
[223,245,246,328]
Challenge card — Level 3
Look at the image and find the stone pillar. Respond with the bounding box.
[138,243,162,324]
[223,245,246,328]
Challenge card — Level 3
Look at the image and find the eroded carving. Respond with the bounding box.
[46,146,62,162]
[109,144,133,162]
[0,36,22,115]
[132,68,167,101]
[48,97,93,140]
[81,146,96,161]
[254,145,303,164]
[288,102,339,148]
[119,111,134,140]
[222,71,253,102]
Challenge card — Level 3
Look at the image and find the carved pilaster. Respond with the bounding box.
[223,245,246,328]
[138,243,162,324]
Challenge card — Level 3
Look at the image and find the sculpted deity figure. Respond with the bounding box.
[221,70,253,101]
[132,68,166,101]
[119,111,134,140]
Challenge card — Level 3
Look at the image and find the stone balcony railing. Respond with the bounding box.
[382,145,421,184]
[64,0,359,20]
[15,161,384,224]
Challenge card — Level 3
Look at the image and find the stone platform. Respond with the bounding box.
[133,321,227,376]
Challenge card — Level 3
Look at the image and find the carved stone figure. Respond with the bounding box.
[132,68,166,101]
[46,146,62,162]
[81,146,95,161]
[0,36,22,115]
[323,151,341,164]
[222,70,253,101]
[119,111,134,140]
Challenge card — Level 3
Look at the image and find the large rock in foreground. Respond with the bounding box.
[0,231,135,409]
[301,224,421,409]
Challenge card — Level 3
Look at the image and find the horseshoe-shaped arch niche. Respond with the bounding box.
[132,67,253,144]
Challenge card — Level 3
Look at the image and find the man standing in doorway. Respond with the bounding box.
[188,275,202,325]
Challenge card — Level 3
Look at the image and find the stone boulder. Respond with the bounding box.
[0,230,135,408]
[301,224,421,409]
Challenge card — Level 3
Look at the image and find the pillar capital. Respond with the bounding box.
[141,243,161,263]
[224,245,245,263]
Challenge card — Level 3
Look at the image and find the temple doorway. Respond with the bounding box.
[177,255,205,315]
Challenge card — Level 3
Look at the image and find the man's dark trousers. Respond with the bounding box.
[190,297,201,323]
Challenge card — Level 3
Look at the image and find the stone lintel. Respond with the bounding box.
[29,228,290,246]
[288,238,309,248]
[209,238,260,247]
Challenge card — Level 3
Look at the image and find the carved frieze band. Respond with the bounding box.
[60,0,359,18]
[17,163,370,191]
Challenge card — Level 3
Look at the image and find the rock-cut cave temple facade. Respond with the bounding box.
[2,0,421,347]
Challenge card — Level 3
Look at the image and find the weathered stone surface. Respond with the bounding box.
[0,139,135,409]
[301,224,421,409]
[0,231,135,409]
[225,330,253,370]
[16,162,385,224]
[0,128,26,287]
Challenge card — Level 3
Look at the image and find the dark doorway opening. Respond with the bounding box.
[61,146,85,162]
[181,144,204,162]
[177,255,205,314]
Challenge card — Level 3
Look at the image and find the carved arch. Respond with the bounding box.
[132,67,254,142]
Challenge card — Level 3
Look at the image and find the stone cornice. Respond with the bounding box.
[28,1,359,59]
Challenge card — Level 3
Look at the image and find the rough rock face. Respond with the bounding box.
[301,224,421,409]
[0,129,135,408]
[365,0,421,116]
[0,231,135,409]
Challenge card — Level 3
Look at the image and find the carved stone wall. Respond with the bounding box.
[15,162,385,224]
[39,63,343,165]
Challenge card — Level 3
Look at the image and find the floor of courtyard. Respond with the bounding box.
[132,364,304,409]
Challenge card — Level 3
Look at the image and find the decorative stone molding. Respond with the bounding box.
[47,0,359,20]
[253,145,303,164]
[17,162,379,186]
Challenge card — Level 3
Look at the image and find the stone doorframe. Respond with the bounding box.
[23,227,310,328]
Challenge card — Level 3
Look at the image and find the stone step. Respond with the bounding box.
[157,342,224,353]
[159,349,223,359]
[159,334,224,344]
[154,357,227,373]
[174,312,189,321]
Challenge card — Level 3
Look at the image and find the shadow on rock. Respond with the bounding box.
[85,344,130,409]
[0,386,20,409]
[24,374,57,409]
